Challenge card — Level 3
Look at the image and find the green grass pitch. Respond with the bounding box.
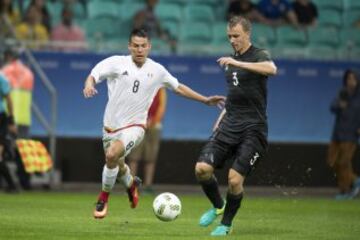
[0,192,359,240]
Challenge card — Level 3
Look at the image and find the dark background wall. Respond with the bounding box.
[44,137,360,187]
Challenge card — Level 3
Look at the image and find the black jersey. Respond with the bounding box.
[219,45,272,139]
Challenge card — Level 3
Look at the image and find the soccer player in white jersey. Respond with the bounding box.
[83,29,225,219]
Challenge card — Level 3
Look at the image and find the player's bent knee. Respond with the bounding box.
[105,151,121,166]
[228,176,241,188]
[195,162,213,179]
[228,171,244,193]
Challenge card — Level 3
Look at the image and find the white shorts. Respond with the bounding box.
[102,126,145,157]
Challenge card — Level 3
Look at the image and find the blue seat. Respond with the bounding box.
[191,0,220,7]
[275,26,307,47]
[155,3,183,22]
[160,0,186,7]
[87,1,121,19]
[252,24,276,47]
[341,29,360,48]
[346,0,360,10]
[178,22,212,54]
[318,9,343,28]
[343,10,360,27]
[212,22,228,45]
[313,0,344,11]
[307,27,340,48]
[47,1,62,26]
[183,4,215,23]
[120,2,145,21]
[85,17,122,40]
[162,20,180,40]
[72,2,87,20]
[211,22,233,55]
[306,46,340,60]
[180,22,212,43]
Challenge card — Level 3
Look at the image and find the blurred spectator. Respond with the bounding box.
[133,0,177,53]
[327,69,360,200]
[1,44,33,190]
[226,0,268,24]
[0,0,21,25]
[292,0,318,27]
[128,88,167,193]
[51,6,86,51]
[15,5,49,49]
[257,0,298,27]
[29,0,51,32]
[2,45,34,138]
[0,65,18,193]
[0,0,21,38]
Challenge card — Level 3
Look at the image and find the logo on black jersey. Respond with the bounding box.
[250,152,260,166]
[122,71,129,76]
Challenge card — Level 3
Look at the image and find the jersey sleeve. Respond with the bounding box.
[90,56,122,84]
[255,49,272,62]
[160,65,179,90]
[0,74,10,95]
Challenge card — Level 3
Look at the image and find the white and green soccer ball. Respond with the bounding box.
[153,192,182,222]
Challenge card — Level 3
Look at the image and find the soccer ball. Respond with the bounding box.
[152,192,182,222]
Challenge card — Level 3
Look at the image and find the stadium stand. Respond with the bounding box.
[3,0,359,59]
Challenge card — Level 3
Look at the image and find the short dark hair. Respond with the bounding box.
[228,16,251,33]
[4,44,19,59]
[129,28,150,42]
[343,69,358,86]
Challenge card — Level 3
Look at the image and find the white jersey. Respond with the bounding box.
[90,55,179,130]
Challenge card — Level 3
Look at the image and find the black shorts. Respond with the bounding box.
[0,112,8,145]
[198,127,268,177]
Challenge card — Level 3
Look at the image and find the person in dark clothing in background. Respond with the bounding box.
[328,69,360,200]
[2,45,33,190]
[133,0,176,52]
[0,60,18,193]
[292,0,318,27]
[226,0,268,24]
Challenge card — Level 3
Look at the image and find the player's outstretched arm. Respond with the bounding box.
[83,75,98,98]
[174,83,225,107]
[217,57,277,76]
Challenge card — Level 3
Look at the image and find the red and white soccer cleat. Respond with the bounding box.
[127,176,142,208]
[93,200,108,219]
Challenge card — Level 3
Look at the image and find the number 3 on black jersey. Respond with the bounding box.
[132,80,140,93]
[232,72,239,86]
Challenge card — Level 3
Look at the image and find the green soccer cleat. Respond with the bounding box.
[199,202,225,227]
[210,224,232,236]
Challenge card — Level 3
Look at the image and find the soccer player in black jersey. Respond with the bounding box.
[195,16,277,236]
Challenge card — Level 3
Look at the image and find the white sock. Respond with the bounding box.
[102,165,119,192]
[119,165,133,188]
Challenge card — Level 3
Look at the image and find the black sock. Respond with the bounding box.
[0,161,16,189]
[199,176,224,209]
[221,192,243,226]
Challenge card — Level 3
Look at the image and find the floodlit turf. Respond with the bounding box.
[0,192,359,240]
